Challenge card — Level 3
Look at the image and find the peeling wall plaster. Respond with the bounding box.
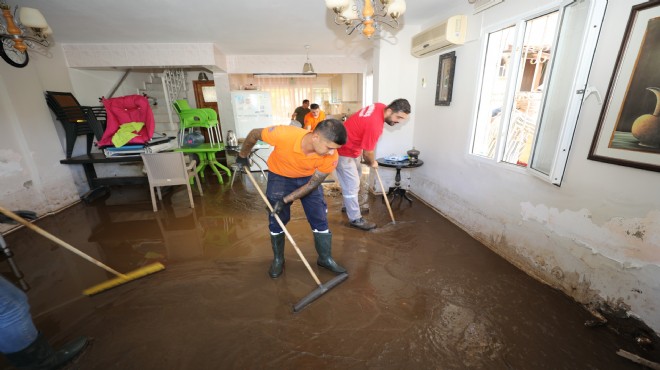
[0,150,23,176]
[520,204,660,266]
[412,174,660,333]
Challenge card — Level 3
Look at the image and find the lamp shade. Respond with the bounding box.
[302,62,315,74]
[325,0,350,10]
[387,0,406,17]
[19,7,48,28]
[340,0,359,20]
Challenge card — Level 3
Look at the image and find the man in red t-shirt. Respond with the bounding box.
[235,120,348,278]
[335,99,411,231]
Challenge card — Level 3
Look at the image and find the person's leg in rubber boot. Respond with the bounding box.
[1,276,89,369]
[266,172,293,278]
[298,179,346,274]
[0,276,38,356]
[313,231,346,274]
[269,232,285,278]
[5,332,89,370]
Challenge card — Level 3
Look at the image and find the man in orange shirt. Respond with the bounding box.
[303,103,326,132]
[235,120,347,278]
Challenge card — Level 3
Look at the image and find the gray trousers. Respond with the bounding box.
[335,156,362,221]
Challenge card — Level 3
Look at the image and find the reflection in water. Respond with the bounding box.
[0,174,650,369]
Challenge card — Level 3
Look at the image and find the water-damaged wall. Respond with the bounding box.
[407,0,660,333]
[0,46,79,232]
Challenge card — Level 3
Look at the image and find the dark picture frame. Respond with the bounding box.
[588,0,660,172]
[435,51,456,106]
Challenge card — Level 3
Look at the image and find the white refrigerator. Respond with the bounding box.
[230,91,274,171]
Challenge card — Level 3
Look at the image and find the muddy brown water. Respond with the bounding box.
[0,174,655,369]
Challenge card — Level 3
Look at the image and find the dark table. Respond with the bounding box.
[376,157,424,204]
[60,153,147,203]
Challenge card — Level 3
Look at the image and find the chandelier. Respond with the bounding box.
[0,1,52,68]
[325,0,407,39]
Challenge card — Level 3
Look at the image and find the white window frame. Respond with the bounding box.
[469,0,607,186]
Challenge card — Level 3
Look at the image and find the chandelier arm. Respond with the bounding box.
[346,22,363,36]
[374,8,389,18]
[21,36,50,47]
[375,17,400,29]
[0,33,49,45]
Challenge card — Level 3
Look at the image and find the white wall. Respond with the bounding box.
[0,44,79,232]
[69,69,149,106]
[408,0,660,333]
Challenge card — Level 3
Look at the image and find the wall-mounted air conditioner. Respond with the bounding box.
[473,0,503,14]
[411,15,467,58]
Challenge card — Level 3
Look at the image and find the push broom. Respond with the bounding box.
[0,206,165,296]
[375,168,396,225]
[242,170,348,312]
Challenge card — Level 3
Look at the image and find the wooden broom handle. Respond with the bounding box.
[375,168,396,224]
[0,206,128,279]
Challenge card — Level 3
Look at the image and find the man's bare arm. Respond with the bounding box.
[238,129,263,158]
[362,150,378,168]
[283,170,329,203]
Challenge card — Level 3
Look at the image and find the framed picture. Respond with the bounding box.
[435,51,456,106]
[588,0,660,172]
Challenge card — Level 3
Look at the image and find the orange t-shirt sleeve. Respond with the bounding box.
[261,125,338,177]
[317,152,338,174]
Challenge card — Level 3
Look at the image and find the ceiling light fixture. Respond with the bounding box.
[302,45,315,74]
[325,0,406,39]
[0,1,51,68]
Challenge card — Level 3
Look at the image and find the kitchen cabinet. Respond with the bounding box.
[330,74,361,103]
[341,74,359,102]
[330,75,342,103]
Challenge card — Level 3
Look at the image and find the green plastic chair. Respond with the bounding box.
[173,99,221,146]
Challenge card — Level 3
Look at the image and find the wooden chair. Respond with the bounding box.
[44,91,102,158]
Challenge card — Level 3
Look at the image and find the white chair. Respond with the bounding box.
[141,152,203,212]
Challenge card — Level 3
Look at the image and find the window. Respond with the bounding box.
[254,80,331,124]
[470,0,606,185]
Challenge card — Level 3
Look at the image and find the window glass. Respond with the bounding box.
[503,12,558,166]
[531,0,592,175]
[470,0,605,185]
[472,26,515,159]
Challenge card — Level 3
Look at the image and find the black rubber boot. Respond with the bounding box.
[5,332,89,370]
[268,233,285,278]
[313,232,347,274]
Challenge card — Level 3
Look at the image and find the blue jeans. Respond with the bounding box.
[0,276,38,354]
[266,172,329,233]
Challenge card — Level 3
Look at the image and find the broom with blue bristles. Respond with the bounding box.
[0,206,165,296]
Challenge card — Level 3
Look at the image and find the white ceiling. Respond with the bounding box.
[15,0,457,56]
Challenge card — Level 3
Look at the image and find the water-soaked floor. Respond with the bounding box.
[0,172,655,369]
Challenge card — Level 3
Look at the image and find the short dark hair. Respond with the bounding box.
[387,98,411,114]
[303,99,310,104]
[314,119,346,145]
[310,103,320,110]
